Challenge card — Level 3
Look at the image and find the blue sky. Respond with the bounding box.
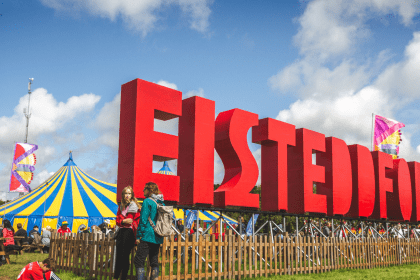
[1,0,420,200]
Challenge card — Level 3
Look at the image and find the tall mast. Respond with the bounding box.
[24,78,34,143]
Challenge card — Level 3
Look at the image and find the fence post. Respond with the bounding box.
[398,237,402,265]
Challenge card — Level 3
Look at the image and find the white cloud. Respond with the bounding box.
[270,0,420,164]
[375,32,420,100]
[184,88,204,98]
[277,86,392,147]
[0,88,101,197]
[40,0,213,36]
[157,80,178,90]
[269,59,373,99]
[293,0,419,60]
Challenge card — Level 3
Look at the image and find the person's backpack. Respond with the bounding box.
[147,197,175,237]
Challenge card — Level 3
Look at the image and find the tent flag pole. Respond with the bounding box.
[371,113,375,152]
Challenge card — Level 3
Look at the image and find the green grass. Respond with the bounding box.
[1,252,419,280]
[243,264,420,279]
[0,252,84,280]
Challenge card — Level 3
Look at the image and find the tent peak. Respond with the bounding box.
[64,151,76,166]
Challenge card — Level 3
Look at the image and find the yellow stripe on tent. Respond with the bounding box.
[13,217,28,231]
[173,209,184,220]
[42,218,58,230]
[18,170,67,216]
[72,218,88,233]
[75,168,116,203]
[0,167,65,212]
[74,170,115,217]
[70,167,89,217]
[213,211,238,224]
[45,169,69,216]
[109,220,116,228]
[78,168,117,187]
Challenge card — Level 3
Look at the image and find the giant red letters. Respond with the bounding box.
[386,159,412,221]
[409,162,420,222]
[117,79,181,202]
[178,96,215,205]
[117,79,416,220]
[288,128,327,214]
[370,151,393,219]
[252,118,296,212]
[347,145,375,218]
[214,109,259,208]
[317,137,352,216]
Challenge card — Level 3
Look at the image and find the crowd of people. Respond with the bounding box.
[0,221,52,255]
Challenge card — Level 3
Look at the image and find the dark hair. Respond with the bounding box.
[17,223,22,229]
[3,220,13,233]
[42,258,56,271]
[144,182,160,197]
[34,225,39,229]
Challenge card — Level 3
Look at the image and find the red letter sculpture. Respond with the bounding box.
[288,128,327,214]
[117,79,182,202]
[317,137,352,216]
[347,145,375,218]
[252,118,296,212]
[409,162,420,222]
[386,159,412,221]
[178,96,215,205]
[370,151,393,219]
[214,109,259,208]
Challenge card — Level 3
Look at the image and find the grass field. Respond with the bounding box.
[0,253,84,280]
[1,252,419,280]
[244,264,420,279]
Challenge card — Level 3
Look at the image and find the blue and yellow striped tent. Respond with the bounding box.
[0,155,237,233]
[157,161,174,175]
[0,153,117,232]
[173,209,238,226]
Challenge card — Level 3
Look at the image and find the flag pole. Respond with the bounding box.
[371,113,375,152]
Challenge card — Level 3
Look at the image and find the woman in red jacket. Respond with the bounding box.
[113,186,140,280]
[2,219,23,252]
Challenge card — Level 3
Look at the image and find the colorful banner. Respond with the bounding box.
[246,214,259,236]
[9,142,38,192]
[185,210,197,229]
[373,115,405,159]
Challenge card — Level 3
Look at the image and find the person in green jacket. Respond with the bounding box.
[134,182,165,280]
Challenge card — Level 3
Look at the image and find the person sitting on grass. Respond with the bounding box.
[2,219,23,253]
[17,257,62,280]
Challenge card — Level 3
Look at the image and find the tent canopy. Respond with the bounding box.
[0,152,117,232]
[173,209,238,226]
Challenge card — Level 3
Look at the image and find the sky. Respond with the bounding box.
[1,0,420,201]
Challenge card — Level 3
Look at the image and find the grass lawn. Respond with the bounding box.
[244,264,420,279]
[1,252,419,280]
[0,252,84,280]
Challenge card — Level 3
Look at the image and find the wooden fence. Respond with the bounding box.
[49,231,420,280]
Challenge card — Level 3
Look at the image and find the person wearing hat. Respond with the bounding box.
[57,221,71,235]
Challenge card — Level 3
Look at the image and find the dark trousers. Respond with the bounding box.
[114,228,135,280]
[134,240,160,269]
